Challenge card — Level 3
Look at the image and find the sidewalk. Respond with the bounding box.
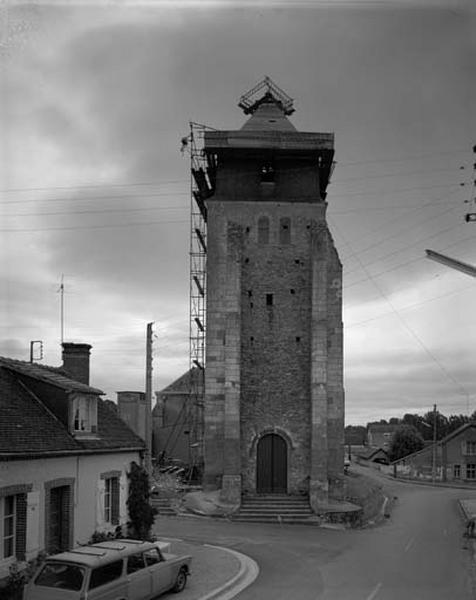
[161,537,259,600]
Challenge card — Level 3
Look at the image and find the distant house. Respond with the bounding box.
[367,424,400,451]
[355,447,390,465]
[152,368,203,465]
[392,422,476,482]
[0,344,145,579]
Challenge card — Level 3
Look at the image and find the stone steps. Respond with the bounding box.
[232,495,318,525]
[151,497,176,516]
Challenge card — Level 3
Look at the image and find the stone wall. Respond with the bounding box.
[204,196,344,502]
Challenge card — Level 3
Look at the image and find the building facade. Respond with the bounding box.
[202,81,344,510]
[152,368,203,465]
[0,344,145,579]
[392,422,476,482]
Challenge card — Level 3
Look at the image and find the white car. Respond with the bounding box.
[23,539,191,600]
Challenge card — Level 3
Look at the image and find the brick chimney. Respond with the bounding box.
[62,343,92,385]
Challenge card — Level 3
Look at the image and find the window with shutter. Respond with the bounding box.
[104,477,120,525]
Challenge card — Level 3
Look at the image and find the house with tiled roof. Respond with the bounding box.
[391,422,476,483]
[367,423,400,451]
[0,343,145,579]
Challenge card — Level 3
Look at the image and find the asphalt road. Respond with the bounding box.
[154,470,476,599]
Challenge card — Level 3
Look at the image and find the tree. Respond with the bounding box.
[388,426,424,462]
[126,461,157,540]
[447,414,469,435]
[422,410,449,441]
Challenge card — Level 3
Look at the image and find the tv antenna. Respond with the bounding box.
[58,274,65,345]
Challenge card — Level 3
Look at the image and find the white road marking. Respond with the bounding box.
[366,582,382,600]
[404,537,414,552]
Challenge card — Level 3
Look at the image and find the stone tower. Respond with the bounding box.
[202,79,344,511]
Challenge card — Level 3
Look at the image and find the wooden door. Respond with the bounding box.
[256,433,287,494]
[49,485,70,553]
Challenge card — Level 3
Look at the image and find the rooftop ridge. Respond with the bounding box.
[238,76,294,116]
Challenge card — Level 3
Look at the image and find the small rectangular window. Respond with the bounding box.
[266,294,273,306]
[454,464,461,478]
[466,441,476,455]
[104,477,120,525]
[466,464,476,479]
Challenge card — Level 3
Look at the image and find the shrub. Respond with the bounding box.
[126,461,158,540]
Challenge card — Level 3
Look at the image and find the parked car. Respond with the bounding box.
[23,539,191,600]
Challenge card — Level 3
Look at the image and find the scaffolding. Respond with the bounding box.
[187,121,216,474]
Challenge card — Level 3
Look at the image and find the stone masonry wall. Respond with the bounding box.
[203,157,344,503]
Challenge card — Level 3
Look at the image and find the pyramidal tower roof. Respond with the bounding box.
[238,77,297,132]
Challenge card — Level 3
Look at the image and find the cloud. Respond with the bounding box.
[2,4,474,427]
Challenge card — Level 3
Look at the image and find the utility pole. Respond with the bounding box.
[145,322,154,475]
[432,404,437,483]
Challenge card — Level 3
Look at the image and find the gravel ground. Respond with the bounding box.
[160,539,241,600]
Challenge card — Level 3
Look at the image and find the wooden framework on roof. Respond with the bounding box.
[238,76,295,116]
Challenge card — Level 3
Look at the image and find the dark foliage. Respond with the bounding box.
[126,461,157,540]
[388,426,424,462]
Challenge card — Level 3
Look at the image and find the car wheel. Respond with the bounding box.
[172,567,187,593]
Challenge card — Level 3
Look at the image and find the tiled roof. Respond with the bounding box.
[0,367,79,454]
[0,360,145,457]
[155,368,203,395]
[79,401,145,451]
[367,424,400,432]
[0,357,103,395]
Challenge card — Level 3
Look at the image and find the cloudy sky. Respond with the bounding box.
[1,1,475,425]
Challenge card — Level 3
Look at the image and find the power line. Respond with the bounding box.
[0,190,188,206]
[340,203,461,267]
[335,148,468,167]
[0,218,189,234]
[334,220,472,400]
[343,218,463,275]
[0,179,186,194]
[1,147,470,195]
[329,198,461,214]
[4,194,460,219]
[332,166,459,184]
[345,281,476,328]
[3,204,189,219]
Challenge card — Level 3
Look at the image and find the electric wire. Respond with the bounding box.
[345,281,476,329]
[332,219,472,401]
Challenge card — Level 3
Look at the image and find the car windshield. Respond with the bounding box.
[35,562,85,591]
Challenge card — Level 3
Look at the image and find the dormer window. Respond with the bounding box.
[71,394,98,436]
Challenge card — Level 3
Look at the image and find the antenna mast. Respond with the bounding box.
[59,274,65,345]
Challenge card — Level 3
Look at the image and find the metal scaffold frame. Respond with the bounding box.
[187,121,216,474]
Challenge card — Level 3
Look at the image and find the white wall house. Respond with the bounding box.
[0,345,145,580]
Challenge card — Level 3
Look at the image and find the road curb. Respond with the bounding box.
[381,472,476,491]
[198,545,259,600]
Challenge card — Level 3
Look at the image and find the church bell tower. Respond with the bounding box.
[202,78,344,510]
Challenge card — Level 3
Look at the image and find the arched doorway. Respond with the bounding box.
[256,433,287,494]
